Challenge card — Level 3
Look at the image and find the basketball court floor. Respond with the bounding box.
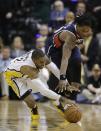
[0,100,101,131]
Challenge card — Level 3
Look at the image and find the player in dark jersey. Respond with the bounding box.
[46,13,96,94]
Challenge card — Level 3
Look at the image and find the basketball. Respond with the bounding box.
[64,104,82,123]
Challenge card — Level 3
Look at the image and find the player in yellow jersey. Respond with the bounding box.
[4,49,67,119]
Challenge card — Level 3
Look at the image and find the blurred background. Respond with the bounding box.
[0,0,101,104]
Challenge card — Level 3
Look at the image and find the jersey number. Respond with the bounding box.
[15,51,31,62]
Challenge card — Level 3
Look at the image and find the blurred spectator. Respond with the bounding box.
[75,1,86,16]
[87,0,101,33]
[35,24,50,52]
[82,64,101,104]
[65,11,75,24]
[0,47,11,99]
[50,0,69,21]
[35,36,46,53]
[11,36,26,58]
[0,47,11,72]
[96,33,101,66]
[38,24,49,40]
[50,0,69,29]
[81,32,99,82]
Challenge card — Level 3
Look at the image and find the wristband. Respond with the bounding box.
[60,74,66,80]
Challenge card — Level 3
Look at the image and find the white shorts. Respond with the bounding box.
[6,68,60,100]
[14,77,60,101]
[13,76,49,98]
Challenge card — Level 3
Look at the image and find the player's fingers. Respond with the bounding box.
[67,86,73,93]
[69,89,73,93]
[57,86,62,93]
[65,86,67,90]
[57,87,60,93]
[58,88,62,93]
[71,82,81,88]
[69,86,77,92]
[60,86,64,92]
[63,84,68,92]
[77,89,80,92]
[70,86,80,92]
[67,85,70,90]
[55,86,59,91]
[58,90,60,93]
[60,88,63,92]
[75,88,80,92]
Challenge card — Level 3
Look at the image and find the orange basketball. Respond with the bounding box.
[64,104,82,123]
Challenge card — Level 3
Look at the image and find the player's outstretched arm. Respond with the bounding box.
[56,32,76,93]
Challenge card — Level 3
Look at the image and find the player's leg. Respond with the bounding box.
[23,93,39,119]
[13,78,39,119]
[4,71,39,119]
[0,73,9,99]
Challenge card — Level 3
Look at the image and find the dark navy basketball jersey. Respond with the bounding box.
[53,23,83,48]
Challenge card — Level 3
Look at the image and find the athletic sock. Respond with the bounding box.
[31,105,38,115]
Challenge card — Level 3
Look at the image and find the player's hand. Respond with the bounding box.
[67,82,81,93]
[55,80,70,93]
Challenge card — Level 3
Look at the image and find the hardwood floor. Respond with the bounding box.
[0,101,101,131]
